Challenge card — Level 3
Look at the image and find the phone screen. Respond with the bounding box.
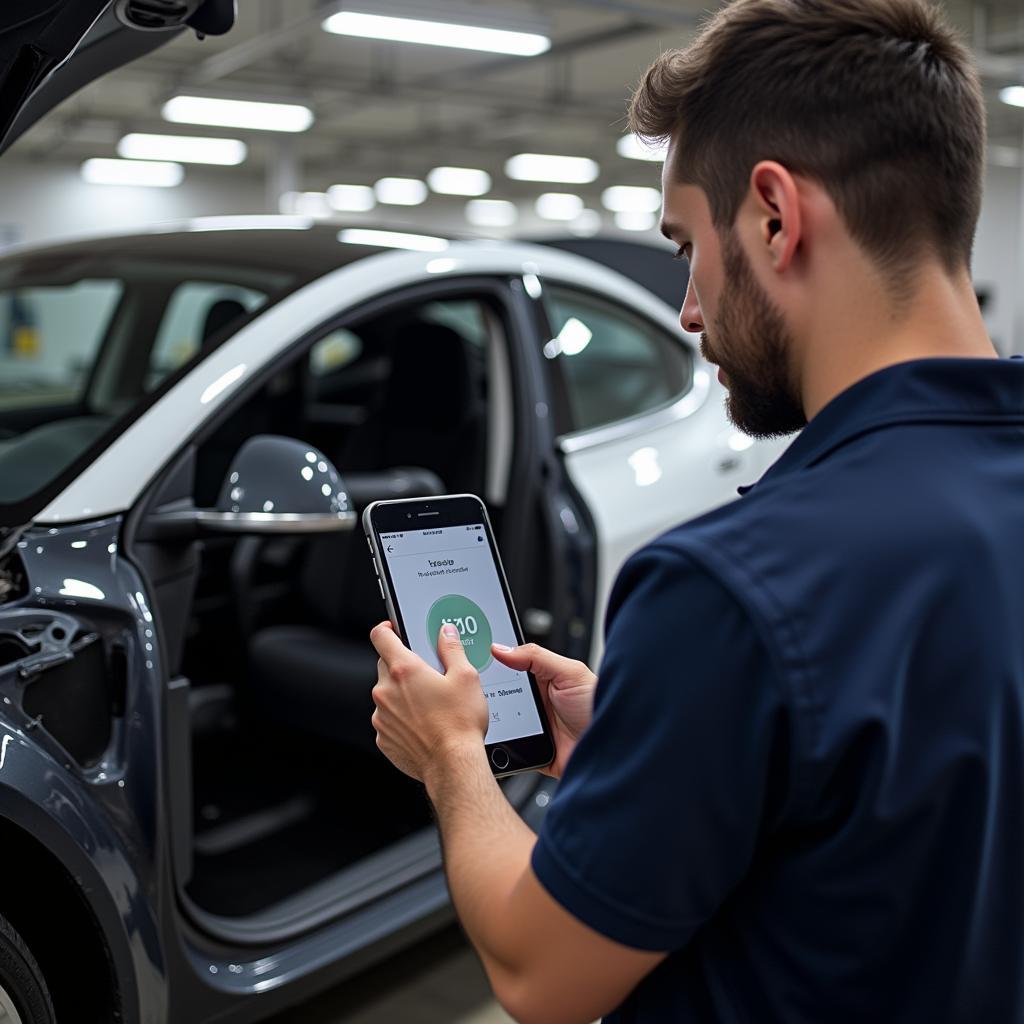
[377,521,546,746]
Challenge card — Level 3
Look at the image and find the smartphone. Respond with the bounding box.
[363,493,555,778]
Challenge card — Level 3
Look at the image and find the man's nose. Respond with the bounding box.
[679,276,704,334]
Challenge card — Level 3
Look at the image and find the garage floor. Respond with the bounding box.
[266,926,514,1023]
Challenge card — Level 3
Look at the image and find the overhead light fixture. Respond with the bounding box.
[374,177,428,205]
[616,133,669,162]
[602,185,662,213]
[569,209,602,237]
[279,191,332,217]
[81,158,183,187]
[1000,86,1024,108]
[536,192,584,221]
[614,210,656,232]
[162,96,314,133]
[988,144,1021,168]
[327,183,376,212]
[506,153,599,184]
[465,198,517,227]
[117,132,246,165]
[322,11,549,57]
[338,228,449,251]
[187,216,314,231]
[428,166,492,196]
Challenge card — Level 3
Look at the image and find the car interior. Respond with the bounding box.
[0,257,566,934]
[166,290,542,922]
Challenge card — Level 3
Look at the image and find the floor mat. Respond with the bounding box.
[185,716,432,916]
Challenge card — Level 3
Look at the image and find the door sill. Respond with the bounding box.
[179,772,539,947]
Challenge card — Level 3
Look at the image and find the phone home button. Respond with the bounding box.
[490,747,510,771]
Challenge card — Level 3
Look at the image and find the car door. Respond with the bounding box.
[537,282,771,663]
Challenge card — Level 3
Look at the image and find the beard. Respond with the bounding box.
[700,231,806,439]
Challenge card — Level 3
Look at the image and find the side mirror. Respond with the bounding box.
[143,435,356,539]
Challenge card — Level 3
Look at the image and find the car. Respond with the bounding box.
[0,6,788,1023]
[0,217,785,1024]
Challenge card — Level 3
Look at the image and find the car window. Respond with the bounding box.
[542,285,692,434]
[420,299,488,347]
[309,328,363,377]
[0,280,123,411]
[147,281,266,391]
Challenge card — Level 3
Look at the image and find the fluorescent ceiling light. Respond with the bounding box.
[374,177,428,205]
[506,153,599,184]
[280,191,332,217]
[569,209,602,237]
[616,133,668,162]
[338,228,448,251]
[465,198,517,227]
[615,210,656,232]
[602,185,662,213]
[1000,86,1024,108]
[187,216,313,231]
[162,95,314,132]
[81,158,183,187]
[323,11,549,56]
[117,132,246,165]
[327,183,376,211]
[988,144,1021,168]
[428,166,491,196]
[536,192,584,221]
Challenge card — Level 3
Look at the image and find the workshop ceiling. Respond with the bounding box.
[10,1,1024,217]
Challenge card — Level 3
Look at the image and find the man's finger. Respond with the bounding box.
[370,620,406,663]
[438,622,472,674]
[491,641,574,675]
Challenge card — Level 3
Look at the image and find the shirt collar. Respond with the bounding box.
[741,356,1024,495]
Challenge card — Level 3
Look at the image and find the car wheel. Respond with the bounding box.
[0,913,54,1023]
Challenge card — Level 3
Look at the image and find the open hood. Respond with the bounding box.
[0,0,235,156]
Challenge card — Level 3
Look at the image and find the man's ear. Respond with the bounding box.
[748,160,801,274]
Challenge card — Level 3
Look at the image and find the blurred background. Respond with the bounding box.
[0,0,1022,351]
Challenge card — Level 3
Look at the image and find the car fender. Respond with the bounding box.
[0,721,164,1024]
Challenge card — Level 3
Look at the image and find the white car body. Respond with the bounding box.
[34,235,786,662]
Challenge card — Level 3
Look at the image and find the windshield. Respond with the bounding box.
[0,244,304,526]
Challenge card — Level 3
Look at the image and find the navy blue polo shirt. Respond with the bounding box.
[532,357,1024,1022]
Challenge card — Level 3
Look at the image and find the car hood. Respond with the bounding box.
[0,0,234,156]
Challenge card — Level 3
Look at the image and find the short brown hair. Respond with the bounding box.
[630,0,985,279]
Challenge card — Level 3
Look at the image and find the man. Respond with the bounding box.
[369,1,1021,1020]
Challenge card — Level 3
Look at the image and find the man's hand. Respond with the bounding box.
[369,621,488,784]
[491,642,596,778]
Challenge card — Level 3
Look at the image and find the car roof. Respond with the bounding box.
[1,223,687,314]
[0,222,387,281]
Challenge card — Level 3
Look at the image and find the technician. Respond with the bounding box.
[369,1,1022,1020]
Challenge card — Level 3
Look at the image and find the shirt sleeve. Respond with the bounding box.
[530,543,793,951]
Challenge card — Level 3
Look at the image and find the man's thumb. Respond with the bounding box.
[438,622,471,672]
[490,642,530,670]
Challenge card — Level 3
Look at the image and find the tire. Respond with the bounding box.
[0,912,54,1023]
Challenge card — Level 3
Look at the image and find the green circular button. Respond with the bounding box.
[427,594,493,671]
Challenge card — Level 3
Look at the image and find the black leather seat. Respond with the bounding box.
[245,321,486,750]
[201,298,248,352]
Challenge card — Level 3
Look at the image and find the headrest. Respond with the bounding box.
[201,299,248,349]
[383,321,475,429]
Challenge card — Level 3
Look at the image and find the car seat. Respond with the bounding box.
[244,320,487,750]
[200,298,248,353]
